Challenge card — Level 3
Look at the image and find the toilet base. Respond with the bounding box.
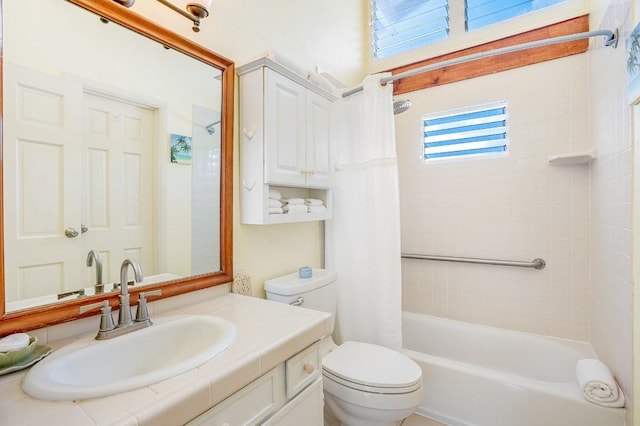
[323,391,415,426]
[324,405,407,426]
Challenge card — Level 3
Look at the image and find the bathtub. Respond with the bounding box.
[401,312,626,426]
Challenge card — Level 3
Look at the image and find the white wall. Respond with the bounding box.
[396,54,592,340]
[127,0,367,87]
[589,0,634,419]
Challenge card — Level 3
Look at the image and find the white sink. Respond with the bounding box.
[22,315,236,401]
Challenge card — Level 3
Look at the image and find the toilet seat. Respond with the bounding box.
[322,341,422,394]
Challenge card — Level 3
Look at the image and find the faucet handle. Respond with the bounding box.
[135,290,162,323]
[80,300,116,333]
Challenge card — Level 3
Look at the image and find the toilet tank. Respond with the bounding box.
[264,269,337,319]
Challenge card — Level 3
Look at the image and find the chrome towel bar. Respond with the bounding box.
[401,253,546,270]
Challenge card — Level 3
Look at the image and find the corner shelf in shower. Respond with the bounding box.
[548,149,596,165]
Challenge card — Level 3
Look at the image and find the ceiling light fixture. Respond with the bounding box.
[112,0,211,32]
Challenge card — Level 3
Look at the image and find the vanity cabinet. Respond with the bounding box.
[188,342,323,425]
[238,57,336,225]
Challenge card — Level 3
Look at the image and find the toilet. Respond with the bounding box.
[264,269,423,426]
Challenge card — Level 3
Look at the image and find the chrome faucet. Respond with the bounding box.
[118,259,144,327]
[86,249,104,294]
[79,259,162,340]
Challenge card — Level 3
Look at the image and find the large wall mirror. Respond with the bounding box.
[0,0,234,334]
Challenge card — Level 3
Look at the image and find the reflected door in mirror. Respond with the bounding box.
[3,64,84,302]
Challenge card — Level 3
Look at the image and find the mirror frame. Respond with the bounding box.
[0,0,234,334]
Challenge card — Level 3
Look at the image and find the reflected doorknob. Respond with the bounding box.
[64,227,79,238]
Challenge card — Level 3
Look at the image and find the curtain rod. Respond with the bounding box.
[342,28,619,98]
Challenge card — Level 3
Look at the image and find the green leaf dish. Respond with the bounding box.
[0,345,51,375]
[0,336,37,368]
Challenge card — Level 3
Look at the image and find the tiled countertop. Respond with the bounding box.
[0,287,331,425]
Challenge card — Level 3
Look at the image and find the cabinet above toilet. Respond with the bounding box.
[237,57,337,225]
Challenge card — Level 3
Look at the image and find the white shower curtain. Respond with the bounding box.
[326,73,402,350]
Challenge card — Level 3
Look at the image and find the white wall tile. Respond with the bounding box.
[588,0,633,414]
[396,54,591,340]
[396,6,634,415]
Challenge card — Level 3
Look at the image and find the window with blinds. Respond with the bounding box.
[423,102,508,160]
[371,0,569,58]
[465,0,565,31]
[371,0,449,59]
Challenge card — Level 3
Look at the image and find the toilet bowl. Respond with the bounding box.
[264,269,423,426]
[322,341,423,426]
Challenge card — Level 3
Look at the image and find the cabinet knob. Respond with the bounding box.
[304,361,315,374]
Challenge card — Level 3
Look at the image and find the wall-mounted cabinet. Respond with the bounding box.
[238,57,336,225]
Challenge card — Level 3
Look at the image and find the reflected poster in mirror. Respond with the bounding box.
[3,0,225,312]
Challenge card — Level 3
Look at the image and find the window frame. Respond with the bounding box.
[421,101,509,162]
[368,0,588,69]
[465,0,566,32]
[371,0,451,59]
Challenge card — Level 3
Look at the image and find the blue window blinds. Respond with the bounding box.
[465,0,564,31]
[372,0,450,58]
[371,0,567,58]
[423,102,507,160]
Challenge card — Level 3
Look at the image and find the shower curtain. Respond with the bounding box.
[326,73,402,350]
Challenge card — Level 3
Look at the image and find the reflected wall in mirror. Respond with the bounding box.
[0,0,234,333]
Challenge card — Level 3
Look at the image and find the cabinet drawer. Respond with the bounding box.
[286,342,320,399]
[188,364,285,426]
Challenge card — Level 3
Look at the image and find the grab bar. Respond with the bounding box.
[401,253,546,270]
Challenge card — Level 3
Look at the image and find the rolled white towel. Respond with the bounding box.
[304,198,324,206]
[576,358,625,407]
[283,204,308,214]
[0,333,30,352]
[269,189,282,200]
[269,207,283,214]
[308,205,327,214]
[268,198,282,208]
[282,197,305,205]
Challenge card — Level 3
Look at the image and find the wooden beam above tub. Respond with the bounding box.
[389,15,590,95]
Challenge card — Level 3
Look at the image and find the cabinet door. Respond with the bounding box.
[187,364,286,426]
[305,92,333,189]
[262,378,323,426]
[264,69,306,186]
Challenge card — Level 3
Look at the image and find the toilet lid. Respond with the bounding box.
[322,341,422,391]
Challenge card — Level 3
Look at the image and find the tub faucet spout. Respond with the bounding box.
[86,249,104,294]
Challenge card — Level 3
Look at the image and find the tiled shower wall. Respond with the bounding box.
[396,54,592,340]
[589,0,633,413]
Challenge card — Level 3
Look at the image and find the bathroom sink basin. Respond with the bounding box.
[22,315,236,401]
